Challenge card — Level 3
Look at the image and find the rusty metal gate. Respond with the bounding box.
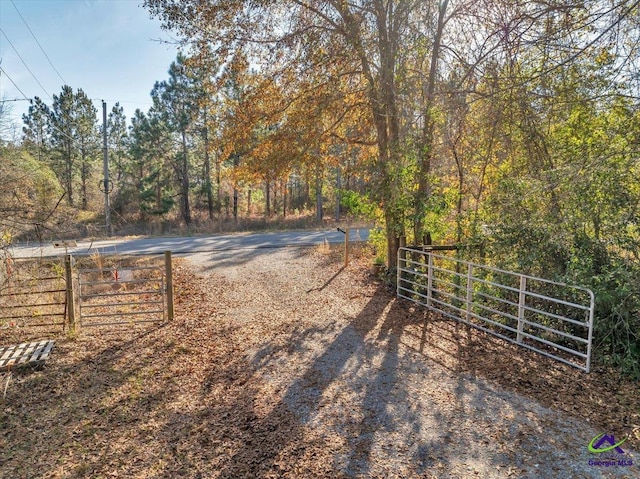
[77,265,165,327]
[0,256,69,339]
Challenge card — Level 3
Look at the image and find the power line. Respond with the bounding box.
[0,65,30,101]
[0,97,31,103]
[92,98,154,106]
[10,0,67,86]
[0,76,97,147]
[0,27,52,101]
[0,70,76,144]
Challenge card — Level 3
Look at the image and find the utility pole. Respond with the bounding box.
[102,101,111,236]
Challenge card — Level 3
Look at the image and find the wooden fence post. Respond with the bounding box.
[517,275,526,344]
[165,251,174,321]
[64,254,76,334]
[344,227,350,267]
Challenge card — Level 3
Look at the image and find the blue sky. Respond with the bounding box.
[0,0,179,132]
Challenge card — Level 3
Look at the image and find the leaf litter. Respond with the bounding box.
[0,245,638,478]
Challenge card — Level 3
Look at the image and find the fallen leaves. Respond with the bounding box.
[0,248,638,478]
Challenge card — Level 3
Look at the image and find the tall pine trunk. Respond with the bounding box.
[65,142,74,207]
[216,156,221,212]
[181,129,191,225]
[233,188,238,223]
[81,154,88,210]
[203,113,214,220]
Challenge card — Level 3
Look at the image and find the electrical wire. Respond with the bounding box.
[0,27,53,101]
[10,0,67,86]
[0,97,31,103]
[0,65,30,101]
[92,98,154,106]
[0,72,94,145]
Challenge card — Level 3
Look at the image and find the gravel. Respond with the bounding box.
[184,246,638,479]
[2,245,636,478]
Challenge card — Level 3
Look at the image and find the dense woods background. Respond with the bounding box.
[1,0,639,376]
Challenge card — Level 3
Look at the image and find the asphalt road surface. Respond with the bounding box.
[8,228,370,258]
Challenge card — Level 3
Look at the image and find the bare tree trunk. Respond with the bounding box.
[414,0,448,242]
[233,188,238,223]
[454,150,464,244]
[315,168,323,222]
[333,0,407,268]
[80,146,88,211]
[203,112,214,220]
[273,180,278,216]
[283,177,287,218]
[216,154,221,212]
[335,167,341,222]
[265,178,271,217]
[181,129,191,225]
[65,142,74,207]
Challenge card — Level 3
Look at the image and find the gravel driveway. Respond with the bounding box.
[184,246,637,479]
[2,245,637,478]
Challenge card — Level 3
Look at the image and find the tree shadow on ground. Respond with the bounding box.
[3,260,636,479]
[209,285,392,478]
[340,299,410,475]
[187,245,311,271]
[401,306,640,453]
[190,284,520,477]
[305,266,345,293]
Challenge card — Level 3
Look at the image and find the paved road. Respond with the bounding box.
[8,228,370,258]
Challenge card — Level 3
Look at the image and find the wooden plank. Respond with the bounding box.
[8,343,28,366]
[0,300,66,307]
[28,340,47,362]
[5,344,27,367]
[0,345,16,363]
[0,340,55,369]
[17,343,38,364]
[40,340,55,361]
[0,312,65,320]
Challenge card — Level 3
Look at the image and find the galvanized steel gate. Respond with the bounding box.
[397,247,595,372]
[77,265,166,327]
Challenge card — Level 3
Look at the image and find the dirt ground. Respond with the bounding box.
[0,245,638,478]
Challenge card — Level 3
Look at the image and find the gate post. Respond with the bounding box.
[517,275,527,343]
[344,227,350,268]
[165,251,174,321]
[64,254,76,334]
[426,254,433,308]
[466,263,473,321]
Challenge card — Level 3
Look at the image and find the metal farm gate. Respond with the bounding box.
[77,264,166,327]
[0,256,70,339]
[397,247,595,372]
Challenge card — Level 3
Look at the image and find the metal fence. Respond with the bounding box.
[0,251,175,342]
[78,264,166,327]
[0,256,69,341]
[397,247,595,372]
